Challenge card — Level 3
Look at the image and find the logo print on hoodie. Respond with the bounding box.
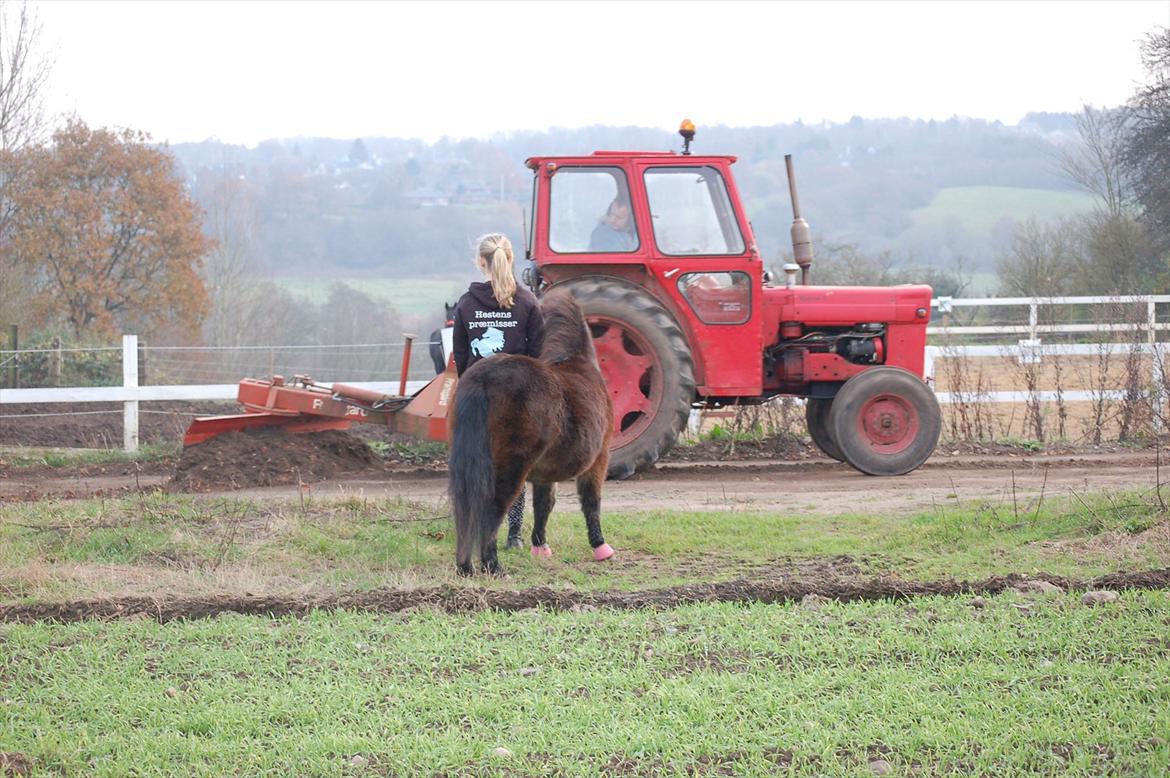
[470,326,506,357]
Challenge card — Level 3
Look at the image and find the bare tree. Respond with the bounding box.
[0,0,52,326]
[200,159,264,349]
[995,218,1079,297]
[0,0,51,151]
[1121,26,1170,259]
[1052,102,1163,294]
[1055,106,1129,220]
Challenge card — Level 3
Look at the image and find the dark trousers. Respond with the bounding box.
[506,488,525,541]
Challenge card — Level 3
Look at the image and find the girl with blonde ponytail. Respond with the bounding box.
[480,233,518,309]
[451,232,546,548]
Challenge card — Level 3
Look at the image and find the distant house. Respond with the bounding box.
[453,181,495,205]
[403,187,449,208]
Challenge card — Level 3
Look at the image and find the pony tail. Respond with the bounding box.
[448,379,495,574]
[477,233,516,309]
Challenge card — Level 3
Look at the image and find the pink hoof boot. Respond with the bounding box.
[592,543,615,562]
[531,544,553,558]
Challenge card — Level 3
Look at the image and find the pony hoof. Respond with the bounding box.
[592,543,615,562]
[531,544,553,558]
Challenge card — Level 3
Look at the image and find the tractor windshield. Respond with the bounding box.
[548,167,639,254]
[644,166,745,256]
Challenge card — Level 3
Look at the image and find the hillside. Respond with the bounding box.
[171,114,1092,306]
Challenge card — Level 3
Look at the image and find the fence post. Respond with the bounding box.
[5,324,16,389]
[49,337,62,387]
[123,334,139,453]
[923,345,938,384]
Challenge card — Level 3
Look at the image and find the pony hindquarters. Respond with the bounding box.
[448,362,549,575]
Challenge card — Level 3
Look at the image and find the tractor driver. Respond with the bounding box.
[588,197,637,252]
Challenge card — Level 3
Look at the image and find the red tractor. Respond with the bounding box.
[520,122,940,479]
[187,122,941,479]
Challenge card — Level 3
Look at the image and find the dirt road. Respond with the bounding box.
[2,450,1163,515]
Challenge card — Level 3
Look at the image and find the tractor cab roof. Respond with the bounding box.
[525,151,738,169]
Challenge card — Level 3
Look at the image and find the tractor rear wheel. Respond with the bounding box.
[805,397,845,462]
[561,278,695,480]
[828,367,941,476]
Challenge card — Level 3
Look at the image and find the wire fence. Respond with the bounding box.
[1,337,447,390]
[1,295,1167,450]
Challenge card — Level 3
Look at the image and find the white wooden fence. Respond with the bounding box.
[1,295,1166,451]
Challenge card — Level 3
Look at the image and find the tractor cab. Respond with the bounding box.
[524,144,766,398]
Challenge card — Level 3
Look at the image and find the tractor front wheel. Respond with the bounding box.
[828,367,941,476]
[561,279,695,480]
[805,397,845,462]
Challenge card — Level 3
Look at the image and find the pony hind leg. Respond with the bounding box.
[530,482,556,557]
[480,469,528,574]
[576,458,614,561]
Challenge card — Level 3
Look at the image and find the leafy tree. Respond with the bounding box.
[8,119,210,338]
[348,138,369,165]
[1121,26,1170,259]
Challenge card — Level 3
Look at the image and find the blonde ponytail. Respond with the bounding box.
[476,233,517,309]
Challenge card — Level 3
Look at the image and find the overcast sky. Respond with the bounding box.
[33,0,1170,147]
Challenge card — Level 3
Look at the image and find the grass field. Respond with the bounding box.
[278,277,468,319]
[1,488,1167,775]
[1,490,1166,602]
[3,594,1168,776]
[907,186,1096,238]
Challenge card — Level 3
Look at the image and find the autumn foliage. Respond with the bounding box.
[6,119,210,339]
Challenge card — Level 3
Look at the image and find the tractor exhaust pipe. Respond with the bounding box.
[785,154,813,285]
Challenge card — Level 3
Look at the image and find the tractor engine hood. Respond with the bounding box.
[772,284,933,327]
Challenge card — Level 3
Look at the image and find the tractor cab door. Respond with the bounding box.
[635,162,763,396]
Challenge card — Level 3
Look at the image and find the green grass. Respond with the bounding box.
[1,595,1168,776]
[276,277,466,318]
[0,443,179,469]
[908,186,1097,237]
[0,486,1167,775]
[1,489,1165,603]
[366,439,447,464]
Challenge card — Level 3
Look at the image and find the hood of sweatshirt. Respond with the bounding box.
[467,281,500,309]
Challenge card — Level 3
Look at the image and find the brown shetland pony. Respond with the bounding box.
[448,288,614,575]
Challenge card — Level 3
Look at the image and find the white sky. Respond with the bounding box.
[33,0,1170,147]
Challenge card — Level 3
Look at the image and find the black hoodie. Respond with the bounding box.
[452,282,544,376]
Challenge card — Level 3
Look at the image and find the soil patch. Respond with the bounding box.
[0,753,32,777]
[170,428,385,492]
[663,434,817,463]
[3,568,1166,624]
[0,402,233,449]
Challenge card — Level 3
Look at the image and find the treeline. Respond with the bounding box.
[172,113,1080,280]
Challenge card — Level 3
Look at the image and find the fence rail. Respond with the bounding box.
[1,295,1166,451]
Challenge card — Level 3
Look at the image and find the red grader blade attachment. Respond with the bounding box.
[183,364,458,447]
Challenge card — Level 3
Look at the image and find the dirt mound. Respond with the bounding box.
[3,568,1167,624]
[170,427,383,491]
